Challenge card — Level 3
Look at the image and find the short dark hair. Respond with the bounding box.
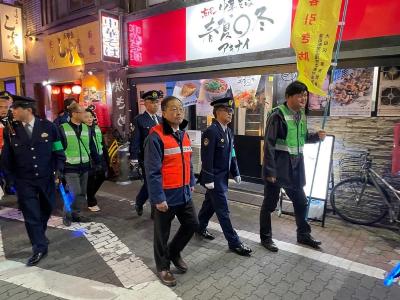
[161,96,182,111]
[285,81,308,98]
[64,98,76,110]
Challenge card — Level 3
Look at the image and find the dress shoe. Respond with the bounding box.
[297,234,322,249]
[72,215,92,223]
[171,255,188,273]
[63,215,72,227]
[230,243,252,256]
[135,204,143,216]
[197,229,215,240]
[261,239,278,252]
[158,270,176,287]
[26,251,47,266]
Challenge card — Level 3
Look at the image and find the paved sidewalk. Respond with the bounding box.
[0,180,399,299]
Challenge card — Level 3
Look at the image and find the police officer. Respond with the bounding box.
[129,90,162,217]
[1,95,65,266]
[197,96,252,256]
[260,81,326,252]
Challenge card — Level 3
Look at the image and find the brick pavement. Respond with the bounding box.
[0,180,399,299]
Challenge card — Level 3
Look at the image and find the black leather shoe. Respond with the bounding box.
[135,204,143,216]
[229,243,252,256]
[158,270,176,287]
[72,216,92,223]
[297,234,322,249]
[63,215,72,227]
[197,229,215,240]
[171,255,188,273]
[26,251,47,266]
[261,239,278,252]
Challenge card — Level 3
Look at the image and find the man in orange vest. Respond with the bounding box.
[144,96,198,287]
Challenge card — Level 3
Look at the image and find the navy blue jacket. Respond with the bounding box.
[144,119,195,207]
[130,111,162,161]
[1,118,65,182]
[199,121,240,192]
[53,112,70,127]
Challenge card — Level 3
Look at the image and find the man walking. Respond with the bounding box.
[145,96,198,286]
[130,90,162,217]
[1,95,65,266]
[197,96,252,256]
[260,81,326,252]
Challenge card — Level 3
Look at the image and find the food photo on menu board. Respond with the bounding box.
[172,81,201,107]
[330,68,374,117]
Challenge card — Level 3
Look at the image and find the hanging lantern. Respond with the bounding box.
[62,86,72,95]
[51,86,61,95]
[71,85,82,94]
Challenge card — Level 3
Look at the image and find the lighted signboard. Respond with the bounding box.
[100,10,121,63]
[0,4,24,63]
[186,0,292,60]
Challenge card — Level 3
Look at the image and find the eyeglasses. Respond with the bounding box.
[220,107,234,114]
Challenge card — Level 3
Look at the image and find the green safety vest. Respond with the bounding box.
[61,123,90,165]
[93,125,103,155]
[275,104,307,156]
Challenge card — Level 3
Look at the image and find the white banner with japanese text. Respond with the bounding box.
[0,4,24,62]
[110,69,130,140]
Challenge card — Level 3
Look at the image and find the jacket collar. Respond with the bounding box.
[161,117,188,135]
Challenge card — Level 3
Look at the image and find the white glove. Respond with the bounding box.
[234,176,241,184]
[129,159,138,167]
[205,182,214,190]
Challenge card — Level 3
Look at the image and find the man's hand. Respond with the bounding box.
[55,170,64,184]
[318,130,326,141]
[156,201,168,212]
[129,159,139,167]
[234,176,241,184]
[205,182,214,190]
[266,176,277,183]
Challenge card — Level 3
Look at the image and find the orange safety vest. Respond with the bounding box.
[151,124,192,189]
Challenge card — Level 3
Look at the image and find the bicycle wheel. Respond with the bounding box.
[330,177,390,225]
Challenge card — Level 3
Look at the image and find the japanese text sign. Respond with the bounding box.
[291,0,342,96]
[45,22,100,69]
[0,4,24,63]
[186,0,292,60]
[100,10,121,63]
[110,69,130,139]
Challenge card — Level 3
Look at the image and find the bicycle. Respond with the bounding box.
[330,151,400,226]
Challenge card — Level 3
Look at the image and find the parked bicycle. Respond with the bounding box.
[330,151,400,226]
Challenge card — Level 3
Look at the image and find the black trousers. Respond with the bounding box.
[260,182,311,241]
[15,177,55,254]
[87,170,106,207]
[135,162,149,207]
[153,201,198,272]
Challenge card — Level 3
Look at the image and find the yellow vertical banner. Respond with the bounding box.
[291,0,343,96]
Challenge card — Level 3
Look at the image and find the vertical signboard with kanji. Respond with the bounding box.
[186,0,292,60]
[0,4,24,63]
[100,10,121,63]
[110,69,130,139]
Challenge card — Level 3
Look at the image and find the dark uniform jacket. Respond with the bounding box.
[199,120,240,192]
[1,118,65,181]
[144,119,195,207]
[130,111,162,161]
[263,103,319,189]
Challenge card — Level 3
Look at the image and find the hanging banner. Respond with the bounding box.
[99,10,121,63]
[110,69,130,139]
[291,0,342,96]
[0,4,24,63]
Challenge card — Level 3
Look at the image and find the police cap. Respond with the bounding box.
[0,91,11,100]
[9,94,36,109]
[210,96,234,108]
[141,90,162,101]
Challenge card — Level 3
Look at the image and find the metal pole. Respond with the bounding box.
[306,0,350,220]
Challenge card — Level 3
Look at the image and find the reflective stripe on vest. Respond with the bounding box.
[150,124,192,190]
[275,104,307,156]
[61,123,90,165]
[94,125,103,155]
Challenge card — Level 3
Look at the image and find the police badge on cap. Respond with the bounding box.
[141,90,163,101]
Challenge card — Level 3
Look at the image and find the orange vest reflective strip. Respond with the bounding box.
[151,124,192,189]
